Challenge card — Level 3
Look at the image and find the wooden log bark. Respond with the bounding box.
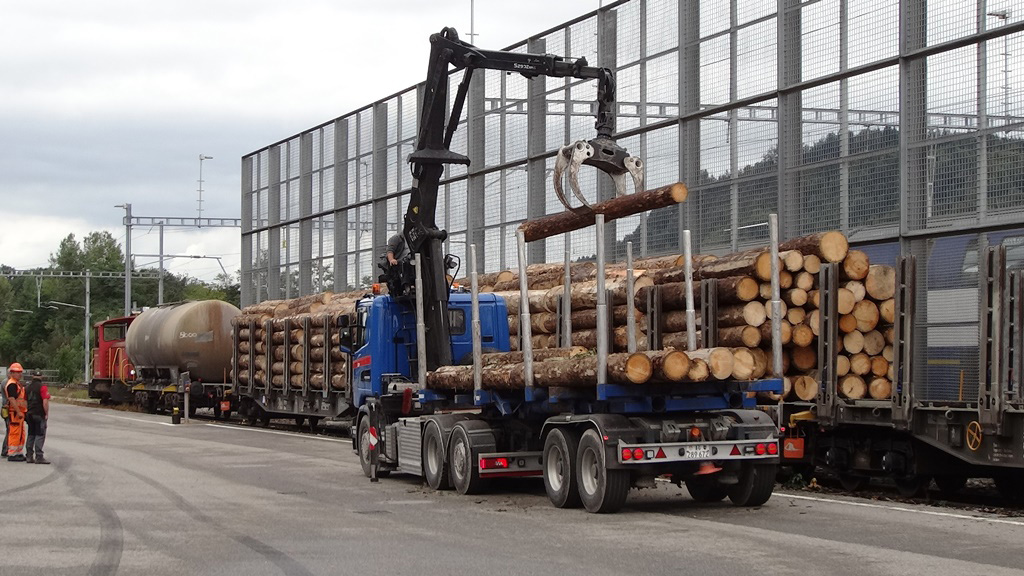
[718,325,762,348]
[685,348,734,380]
[478,347,590,367]
[779,270,794,290]
[519,183,688,242]
[870,356,889,377]
[687,358,710,382]
[794,271,815,291]
[808,310,821,337]
[780,250,805,272]
[636,276,758,309]
[719,301,768,328]
[865,265,896,300]
[696,249,780,282]
[837,287,856,315]
[779,231,849,263]
[493,290,552,314]
[803,254,821,274]
[879,298,895,324]
[645,349,691,382]
[758,320,792,347]
[749,348,769,379]
[783,288,808,307]
[839,375,867,399]
[731,348,756,380]
[545,276,653,311]
[882,345,894,362]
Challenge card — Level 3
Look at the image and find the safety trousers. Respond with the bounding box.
[7,415,24,457]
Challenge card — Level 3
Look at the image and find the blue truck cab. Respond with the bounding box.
[347,290,511,409]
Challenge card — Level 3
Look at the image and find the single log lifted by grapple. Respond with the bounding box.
[518,183,688,242]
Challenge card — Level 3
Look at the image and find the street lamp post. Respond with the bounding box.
[115,203,132,316]
[198,154,213,224]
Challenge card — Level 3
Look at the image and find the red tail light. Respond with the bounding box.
[480,457,509,470]
[632,448,645,461]
[621,448,633,461]
[767,442,779,455]
[755,443,767,456]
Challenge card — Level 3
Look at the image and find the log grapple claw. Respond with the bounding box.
[552,136,644,212]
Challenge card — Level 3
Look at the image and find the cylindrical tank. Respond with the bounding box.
[125,300,241,383]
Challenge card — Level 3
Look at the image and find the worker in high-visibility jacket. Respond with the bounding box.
[5,363,27,462]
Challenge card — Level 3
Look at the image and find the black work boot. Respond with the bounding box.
[25,455,34,464]
[35,457,50,465]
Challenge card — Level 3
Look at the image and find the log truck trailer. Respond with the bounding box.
[341,27,782,513]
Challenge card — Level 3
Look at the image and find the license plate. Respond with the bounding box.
[683,445,712,459]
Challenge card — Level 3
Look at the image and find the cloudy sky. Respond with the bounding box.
[0,1,597,282]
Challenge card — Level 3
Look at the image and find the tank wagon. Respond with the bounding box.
[125,300,241,416]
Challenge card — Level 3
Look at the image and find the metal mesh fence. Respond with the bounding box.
[241,0,1024,398]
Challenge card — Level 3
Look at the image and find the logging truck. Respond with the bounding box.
[339,28,782,513]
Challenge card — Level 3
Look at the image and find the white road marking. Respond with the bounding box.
[204,423,351,443]
[102,414,176,427]
[781,492,1024,527]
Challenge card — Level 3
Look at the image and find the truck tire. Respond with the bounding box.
[422,423,450,491]
[728,463,776,506]
[686,476,728,502]
[544,428,581,508]
[576,429,630,513]
[449,425,487,495]
[356,417,389,479]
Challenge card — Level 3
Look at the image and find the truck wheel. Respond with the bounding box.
[686,476,728,502]
[576,429,629,513]
[728,463,776,507]
[356,417,390,480]
[449,425,487,495]
[422,423,450,491]
[544,428,581,508]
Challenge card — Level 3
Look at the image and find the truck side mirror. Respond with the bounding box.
[337,315,350,329]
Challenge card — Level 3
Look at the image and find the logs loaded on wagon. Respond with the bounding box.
[232,291,361,392]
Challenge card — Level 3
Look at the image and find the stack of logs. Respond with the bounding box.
[232,291,362,392]
[446,230,895,400]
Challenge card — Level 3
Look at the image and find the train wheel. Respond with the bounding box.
[307,417,320,431]
[244,403,259,426]
[934,475,967,496]
[259,409,271,427]
[295,417,306,428]
[994,471,1024,506]
[838,472,868,492]
[894,474,930,498]
[146,394,159,414]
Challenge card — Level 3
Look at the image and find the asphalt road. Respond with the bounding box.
[4,403,1024,576]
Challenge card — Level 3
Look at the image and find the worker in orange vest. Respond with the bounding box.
[5,363,27,462]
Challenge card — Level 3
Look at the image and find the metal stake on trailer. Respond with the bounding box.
[516,229,535,393]
[563,237,573,348]
[769,214,784,427]
[683,230,697,351]
[625,242,637,353]
[595,214,608,385]
[470,245,483,395]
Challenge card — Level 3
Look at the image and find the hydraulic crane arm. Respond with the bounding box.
[400,27,643,371]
